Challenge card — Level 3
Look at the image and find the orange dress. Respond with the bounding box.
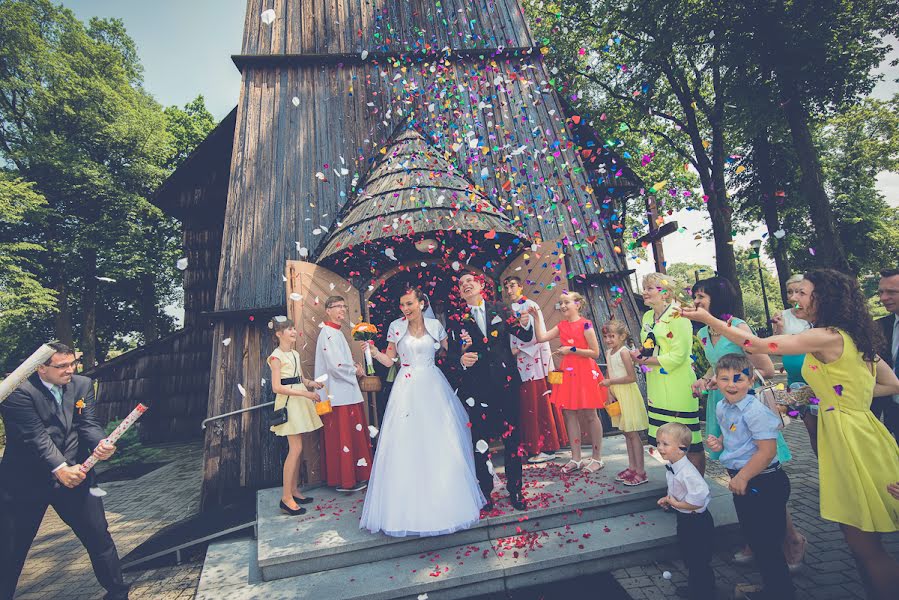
[551,318,608,410]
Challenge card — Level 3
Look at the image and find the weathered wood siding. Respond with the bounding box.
[241,0,535,55]
[91,326,213,441]
[215,57,640,327]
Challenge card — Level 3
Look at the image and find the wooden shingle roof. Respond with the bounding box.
[316,126,527,262]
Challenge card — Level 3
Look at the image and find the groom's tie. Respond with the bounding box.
[472,304,486,337]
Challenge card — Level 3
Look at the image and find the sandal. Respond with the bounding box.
[561,460,583,474]
[623,471,648,486]
[615,468,633,482]
[582,458,605,473]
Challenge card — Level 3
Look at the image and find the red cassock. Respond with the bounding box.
[320,403,373,488]
[519,377,569,454]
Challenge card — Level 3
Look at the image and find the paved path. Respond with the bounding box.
[12,442,203,600]
[612,423,899,599]
[12,423,898,599]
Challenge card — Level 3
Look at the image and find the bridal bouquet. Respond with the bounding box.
[351,321,379,375]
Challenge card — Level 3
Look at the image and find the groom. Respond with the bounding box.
[448,272,533,511]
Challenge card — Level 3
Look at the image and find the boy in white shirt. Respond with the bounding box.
[657,422,714,600]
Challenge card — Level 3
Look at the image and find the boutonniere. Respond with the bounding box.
[75,398,86,414]
[491,330,498,338]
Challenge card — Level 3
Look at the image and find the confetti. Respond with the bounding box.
[222,338,231,346]
[176,257,188,270]
[476,439,489,454]
[260,8,276,25]
[368,425,379,438]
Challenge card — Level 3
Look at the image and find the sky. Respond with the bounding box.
[64,1,898,283]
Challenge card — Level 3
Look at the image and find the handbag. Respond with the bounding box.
[753,371,788,429]
[269,351,301,428]
[605,399,621,417]
[267,406,289,427]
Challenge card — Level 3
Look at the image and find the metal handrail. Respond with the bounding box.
[201,401,274,429]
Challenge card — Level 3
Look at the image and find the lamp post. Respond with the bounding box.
[749,239,772,336]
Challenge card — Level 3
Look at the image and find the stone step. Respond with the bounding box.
[256,438,670,581]
[197,489,739,600]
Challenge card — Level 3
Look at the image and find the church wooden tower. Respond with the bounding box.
[200,0,643,507]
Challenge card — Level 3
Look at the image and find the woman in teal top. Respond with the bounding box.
[691,277,789,465]
[691,277,805,570]
[772,274,812,386]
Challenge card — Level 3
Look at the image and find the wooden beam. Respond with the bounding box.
[231,47,540,70]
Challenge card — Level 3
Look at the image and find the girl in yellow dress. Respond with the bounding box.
[682,269,899,599]
[600,320,649,486]
[268,317,324,516]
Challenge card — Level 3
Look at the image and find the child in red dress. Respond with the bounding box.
[528,291,608,474]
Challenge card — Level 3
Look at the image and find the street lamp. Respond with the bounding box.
[749,239,772,336]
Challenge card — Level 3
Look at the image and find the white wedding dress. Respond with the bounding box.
[360,317,486,537]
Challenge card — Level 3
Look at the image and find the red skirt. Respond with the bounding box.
[552,355,608,410]
[519,378,569,454]
[321,403,373,488]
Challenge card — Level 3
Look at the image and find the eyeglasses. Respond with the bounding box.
[47,360,79,370]
[327,304,348,309]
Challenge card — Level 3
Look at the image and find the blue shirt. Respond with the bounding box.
[716,394,781,470]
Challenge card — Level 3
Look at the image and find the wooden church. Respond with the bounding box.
[89,0,646,509]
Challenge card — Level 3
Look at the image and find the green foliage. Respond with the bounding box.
[0,174,56,323]
[163,95,216,170]
[101,417,162,468]
[0,1,215,368]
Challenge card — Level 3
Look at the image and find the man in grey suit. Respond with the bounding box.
[0,343,129,600]
[874,269,899,440]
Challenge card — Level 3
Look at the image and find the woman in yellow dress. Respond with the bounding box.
[268,317,324,516]
[682,269,899,600]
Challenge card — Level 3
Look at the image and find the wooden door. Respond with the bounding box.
[285,261,365,485]
[500,238,569,357]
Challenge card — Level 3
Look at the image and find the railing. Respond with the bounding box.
[201,401,274,429]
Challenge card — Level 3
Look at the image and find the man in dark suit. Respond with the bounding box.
[447,272,533,511]
[0,343,129,600]
[873,268,899,439]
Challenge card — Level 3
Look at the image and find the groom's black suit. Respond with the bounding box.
[0,373,129,600]
[447,300,533,501]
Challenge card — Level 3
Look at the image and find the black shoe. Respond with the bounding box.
[279,500,307,516]
[293,496,314,504]
[482,501,495,512]
[510,494,527,511]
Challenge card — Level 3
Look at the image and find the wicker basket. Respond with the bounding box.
[359,375,382,393]
[547,370,564,385]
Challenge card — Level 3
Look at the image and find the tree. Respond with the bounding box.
[733,0,898,273]
[0,0,181,365]
[0,174,55,323]
[526,0,747,315]
[163,95,216,170]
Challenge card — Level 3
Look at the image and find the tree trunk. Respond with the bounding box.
[53,275,75,348]
[775,75,852,274]
[80,247,97,369]
[754,133,792,306]
[139,272,160,342]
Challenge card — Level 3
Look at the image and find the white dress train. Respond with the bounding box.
[359,317,486,537]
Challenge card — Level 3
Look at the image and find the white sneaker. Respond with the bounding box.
[528,452,554,464]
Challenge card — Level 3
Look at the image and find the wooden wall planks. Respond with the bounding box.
[241,0,534,55]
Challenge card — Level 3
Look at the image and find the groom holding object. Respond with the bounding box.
[448,272,533,511]
[0,342,129,600]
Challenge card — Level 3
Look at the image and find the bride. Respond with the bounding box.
[359,288,486,537]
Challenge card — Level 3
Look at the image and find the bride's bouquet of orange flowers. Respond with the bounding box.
[351,321,379,375]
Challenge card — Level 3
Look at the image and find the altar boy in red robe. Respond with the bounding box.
[315,296,373,492]
[503,276,568,462]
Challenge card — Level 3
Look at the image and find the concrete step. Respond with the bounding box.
[255,438,669,581]
[197,489,739,600]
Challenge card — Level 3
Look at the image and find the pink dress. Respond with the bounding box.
[551,319,608,410]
